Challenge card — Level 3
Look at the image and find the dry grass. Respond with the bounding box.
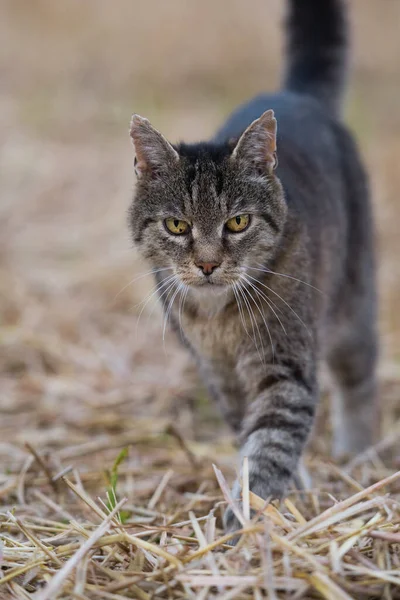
[1,1,400,598]
[2,456,400,599]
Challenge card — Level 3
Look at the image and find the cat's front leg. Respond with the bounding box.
[198,358,245,434]
[224,363,317,534]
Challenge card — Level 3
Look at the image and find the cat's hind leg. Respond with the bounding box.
[326,125,378,458]
[327,306,378,458]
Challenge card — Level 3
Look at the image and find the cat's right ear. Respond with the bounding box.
[231,109,277,174]
[129,114,179,179]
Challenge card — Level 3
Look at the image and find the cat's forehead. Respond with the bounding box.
[177,142,233,216]
[177,141,232,166]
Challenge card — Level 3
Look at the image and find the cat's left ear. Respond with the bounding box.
[231,109,277,173]
[130,114,179,179]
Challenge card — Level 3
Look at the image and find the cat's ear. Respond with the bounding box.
[129,114,179,179]
[231,109,277,173]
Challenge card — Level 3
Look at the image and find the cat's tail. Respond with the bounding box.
[283,0,348,119]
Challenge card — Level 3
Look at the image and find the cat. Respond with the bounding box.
[128,0,378,534]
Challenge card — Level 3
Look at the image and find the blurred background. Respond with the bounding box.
[1,0,400,470]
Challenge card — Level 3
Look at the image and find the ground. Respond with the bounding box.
[1,1,400,598]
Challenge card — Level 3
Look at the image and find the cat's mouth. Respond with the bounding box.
[190,280,225,289]
[178,275,228,289]
[178,269,239,290]
[185,277,233,292]
[201,279,223,286]
[194,273,232,286]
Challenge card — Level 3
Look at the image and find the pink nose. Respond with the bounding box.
[196,261,220,275]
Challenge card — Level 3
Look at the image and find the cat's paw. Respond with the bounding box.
[292,459,312,491]
[222,474,287,543]
[223,504,243,546]
[223,479,244,545]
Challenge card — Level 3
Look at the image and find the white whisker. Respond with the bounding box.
[241,274,287,336]
[232,283,250,338]
[135,274,177,336]
[130,272,176,312]
[114,267,173,303]
[162,281,182,353]
[178,285,189,340]
[157,278,179,329]
[236,281,264,365]
[250,264,323,295]
[239,280,271,364]
[246,273,312,338]
[240,275,275,361]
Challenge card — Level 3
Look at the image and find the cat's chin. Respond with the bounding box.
[187,282,233,315]
[189,282,229,296]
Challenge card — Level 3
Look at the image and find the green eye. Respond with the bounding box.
[164,217,190,235]
[225,214,250,233]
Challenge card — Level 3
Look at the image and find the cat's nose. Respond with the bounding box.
[196,261,221,276]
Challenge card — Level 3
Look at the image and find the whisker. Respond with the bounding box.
[158,280,179,349]
[235,282,257,353]
[236,281,264,365]
[162,281,182,352]
[157,278,179,328]
[129,272,176,312]
[241,274,287,336]
[135,275,177,335]
[114,267,173,302]
[142,278,179,335]
[250,264,324,295]
[232,283,250,338]
[245,273,312,339]
[239,280,271,364]
[178,286,189,340]
[240,276,276,360]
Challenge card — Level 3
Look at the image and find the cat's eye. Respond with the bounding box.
[164,217,190,235]
[225,214,250,233]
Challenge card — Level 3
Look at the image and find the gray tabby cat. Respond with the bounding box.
[128,0,378,533]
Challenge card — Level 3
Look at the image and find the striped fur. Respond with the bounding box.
[128,0,378,536]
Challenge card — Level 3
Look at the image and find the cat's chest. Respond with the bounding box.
[178,304,242,360]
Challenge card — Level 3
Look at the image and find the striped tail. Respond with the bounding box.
[283,0,348,118]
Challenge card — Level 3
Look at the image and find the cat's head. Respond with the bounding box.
[128,110,287,295]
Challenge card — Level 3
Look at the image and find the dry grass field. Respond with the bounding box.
[1,1,400,598]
